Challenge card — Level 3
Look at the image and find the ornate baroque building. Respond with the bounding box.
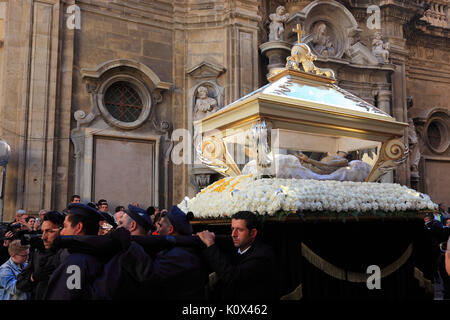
[0,0,448,219]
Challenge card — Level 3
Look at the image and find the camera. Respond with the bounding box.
[1,223,43,250]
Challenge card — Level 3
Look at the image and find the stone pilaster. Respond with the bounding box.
[0,0,64,218]
[376,89,392,115]
[379,1,423,187]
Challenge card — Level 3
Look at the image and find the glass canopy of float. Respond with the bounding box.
[194,67,408,183]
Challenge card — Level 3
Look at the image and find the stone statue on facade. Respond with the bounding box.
[268,6,290,41]
[407,98,420,179]
[311,22,336,57]
[193,86,219,121]
[372,32,390,64]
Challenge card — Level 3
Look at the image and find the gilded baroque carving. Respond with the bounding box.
[195,136,241,177]
[286,25,335,79]
[366,139,408,182]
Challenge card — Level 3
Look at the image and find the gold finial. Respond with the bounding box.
[292,24,305,43]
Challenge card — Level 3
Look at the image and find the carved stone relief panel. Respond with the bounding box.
[286,0,362,61]
[309,20,337,57]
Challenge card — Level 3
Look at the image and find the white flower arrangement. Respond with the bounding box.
[178,175,438,219]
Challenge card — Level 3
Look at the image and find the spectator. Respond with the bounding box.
[0,240,30,300]
[38,209,47,221]
[33,210,47,232]
[16,211,65,300]
[424,213,450,299]
[98,200,109,213]
[25,216,36,231]
[44,203,106,299]
[117,204,154,236]
[11,209,28,227]
[439,203,450,220]
[0,231,14,265]
[70,195,81,204]
[197,211,278,300]
[114,207,125,225]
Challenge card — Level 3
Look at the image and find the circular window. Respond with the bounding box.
[104,81,144,123]
[426,118,449,153]
[97,75,152,130]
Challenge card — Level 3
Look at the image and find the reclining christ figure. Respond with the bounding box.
[242,152,372,182]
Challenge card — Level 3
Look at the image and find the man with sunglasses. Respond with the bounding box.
[16,211,65,300]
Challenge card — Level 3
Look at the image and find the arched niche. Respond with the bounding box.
[288,0,361,59]
[189,81,224,122]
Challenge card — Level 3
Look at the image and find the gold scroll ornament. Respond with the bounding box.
[366,138,408,182]
[196,136,241,177]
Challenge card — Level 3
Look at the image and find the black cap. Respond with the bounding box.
[126,204,155,232]
[166,206,193,235]
[67,203,105,222]
[99,211,117,229]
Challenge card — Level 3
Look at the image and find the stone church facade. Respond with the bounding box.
[0,0,448,220]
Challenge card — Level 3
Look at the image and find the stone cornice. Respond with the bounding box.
[407,19,450,38]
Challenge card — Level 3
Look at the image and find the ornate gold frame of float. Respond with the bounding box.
[194,25,408,182]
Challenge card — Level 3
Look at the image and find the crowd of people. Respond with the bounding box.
[424,202,450,299]
[1,195,450,301]
[0,196,278,300]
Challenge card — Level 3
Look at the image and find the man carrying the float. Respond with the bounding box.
[197,211,278,300]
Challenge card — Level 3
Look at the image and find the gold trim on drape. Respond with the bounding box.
[413,267,434,294]
[301,242,413,282]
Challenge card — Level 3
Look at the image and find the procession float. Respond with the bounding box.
[180,25,437,300]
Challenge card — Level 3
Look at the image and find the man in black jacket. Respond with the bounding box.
[44,203,106,300]
[197,211,278,300]
[16,211,65,299]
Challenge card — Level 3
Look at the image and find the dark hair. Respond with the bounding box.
[146,206,156,216]
[115,206,125,213]
[25,216,35,223]
[345,152,354,162]
[87,202,99,210]
[231,211,261,232]
[67,213,99,235]
[43,211,65,227]
[70,195,81,202]
[97,199,108,206]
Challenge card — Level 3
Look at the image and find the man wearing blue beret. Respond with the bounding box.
[44,203,107,300]
[116,204,155,236]
[94,205,208,300]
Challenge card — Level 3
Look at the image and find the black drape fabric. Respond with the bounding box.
[194,219,432,300]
